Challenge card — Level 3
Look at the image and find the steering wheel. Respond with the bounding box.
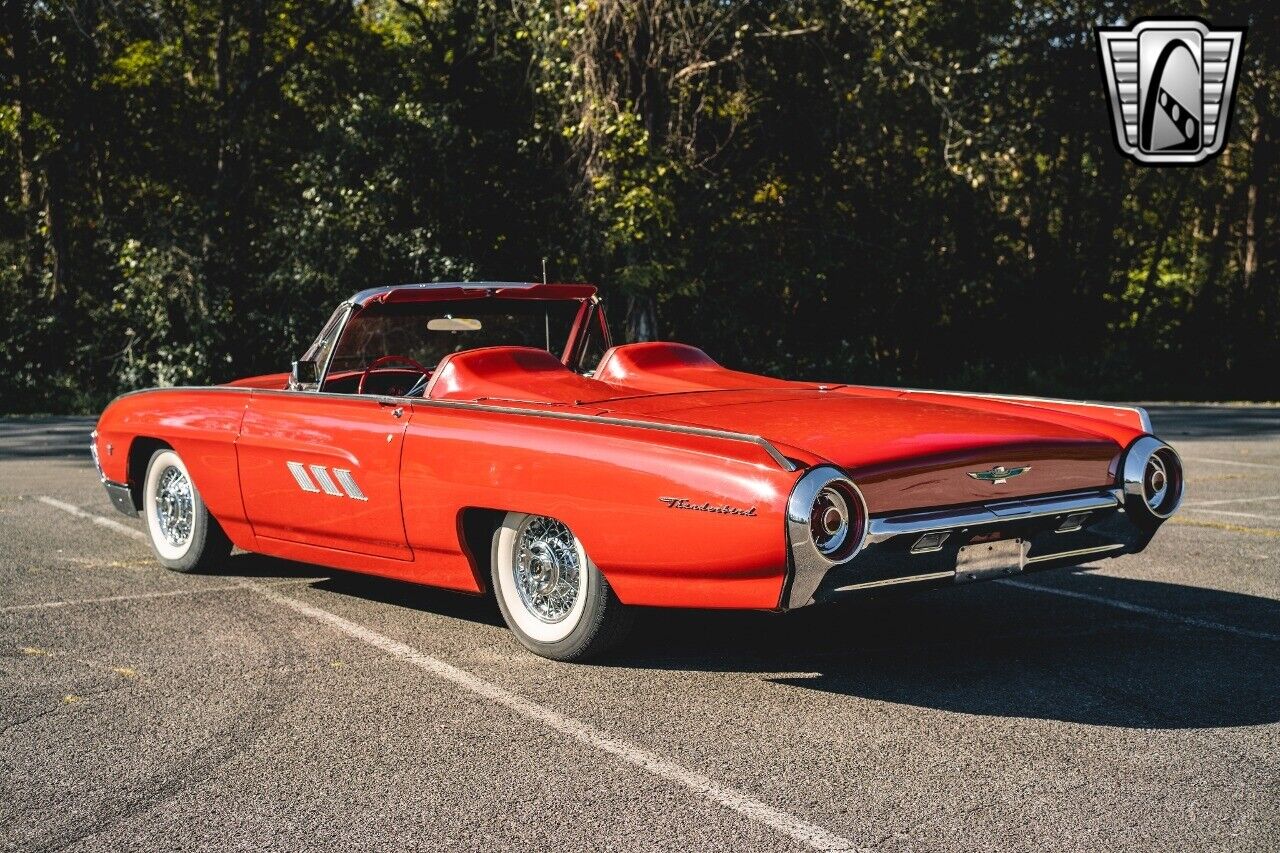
[356,354,431,396]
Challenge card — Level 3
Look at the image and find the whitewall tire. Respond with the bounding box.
[142,448,232,572]
[491,512,633,661]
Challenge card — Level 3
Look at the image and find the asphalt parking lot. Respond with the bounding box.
[2,406,1277,852]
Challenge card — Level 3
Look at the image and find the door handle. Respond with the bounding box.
[378,401,404,418]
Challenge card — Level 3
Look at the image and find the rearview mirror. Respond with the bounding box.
[290,359,318,389]
[427,317,482,332]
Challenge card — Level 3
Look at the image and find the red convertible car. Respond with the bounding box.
[93,282,1183,660]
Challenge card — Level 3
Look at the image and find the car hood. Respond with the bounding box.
[599,389,1124,513]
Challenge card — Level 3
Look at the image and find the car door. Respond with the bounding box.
[237,391,412,560]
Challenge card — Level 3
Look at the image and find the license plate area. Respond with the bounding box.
[955,538,1028,583]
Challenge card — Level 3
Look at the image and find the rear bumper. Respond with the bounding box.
[798,488,1155,606]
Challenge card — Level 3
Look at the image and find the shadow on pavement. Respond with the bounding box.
[217,552,504,627]
[612,570,1280,730]
[216,550,1280,731]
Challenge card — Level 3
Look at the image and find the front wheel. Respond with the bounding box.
[142,448,232,572]
[491,512,633,661]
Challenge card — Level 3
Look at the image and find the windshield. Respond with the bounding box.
[326,298,583,375]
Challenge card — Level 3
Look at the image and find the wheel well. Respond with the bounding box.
[458,508,507,593]
[126,437,171,511]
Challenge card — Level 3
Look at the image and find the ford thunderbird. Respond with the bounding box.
[93,282,1183,660]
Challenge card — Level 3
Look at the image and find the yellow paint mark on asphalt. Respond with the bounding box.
[62,694,81,704]
[112,666,138,678]
[1170,517,1280,538]
[330,660,347,670]
[20,646,47,656]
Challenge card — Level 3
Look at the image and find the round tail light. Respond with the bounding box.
[1122,437,1183,521]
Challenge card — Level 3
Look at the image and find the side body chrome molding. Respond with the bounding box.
[110,385,798,473]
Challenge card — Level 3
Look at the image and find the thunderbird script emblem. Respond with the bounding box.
[1096,18,1245,165]
[968,465,1030,485]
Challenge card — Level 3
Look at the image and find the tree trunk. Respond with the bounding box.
[624,293,658,342]
[2,0,38,277]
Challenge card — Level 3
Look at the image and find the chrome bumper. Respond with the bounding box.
[91,430,138,516]
[102,480,138,516]
[794,488,1154,606]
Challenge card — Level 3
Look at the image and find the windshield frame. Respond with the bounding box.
[307,290,605,396]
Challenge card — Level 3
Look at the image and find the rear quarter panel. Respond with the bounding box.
[400,403,799,609]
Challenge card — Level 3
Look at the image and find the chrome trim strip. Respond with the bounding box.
[110,386,798,472]
[348,281,597,306]
[833,570,955,593]
[1025,543,1124,565]
[286,461,321,493]
[865,489,1122,544]
[333,468,368,501]
[308,464,343,497]
[418,398,797,472]
[315,303,353,389]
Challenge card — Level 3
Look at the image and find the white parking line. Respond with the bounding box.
[37,496,146,541]
[1184,456,1280,471]
[246,582,861,851]
[0,579,316,614]
[999,579,1280,642]
[1184,494,1280,507]
[40,496,861,852]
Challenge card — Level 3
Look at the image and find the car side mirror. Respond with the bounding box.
[290,359,319,390]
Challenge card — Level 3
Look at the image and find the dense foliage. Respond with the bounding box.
[1,1,1277,413]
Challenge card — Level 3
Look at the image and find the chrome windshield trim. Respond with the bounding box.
[314,303,353,390]
[348,281,598,306]
[107,386,797,472]
[865,489,1122,545]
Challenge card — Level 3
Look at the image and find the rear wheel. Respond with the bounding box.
[142,448,231,572]
[491,512,633,661]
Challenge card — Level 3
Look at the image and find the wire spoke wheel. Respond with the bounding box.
[142,447,231,572]
[513,515,581,623]
[154,465,194,548]
[492,511,632,660]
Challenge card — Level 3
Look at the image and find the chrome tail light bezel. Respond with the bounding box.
[1121,436,1184,522]
[784,466,868,608]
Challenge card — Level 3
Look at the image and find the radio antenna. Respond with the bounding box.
[541,257,548,285]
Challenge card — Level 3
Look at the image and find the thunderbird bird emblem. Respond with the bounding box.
[1096,18,1245,165]
[968,465,1030,485]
